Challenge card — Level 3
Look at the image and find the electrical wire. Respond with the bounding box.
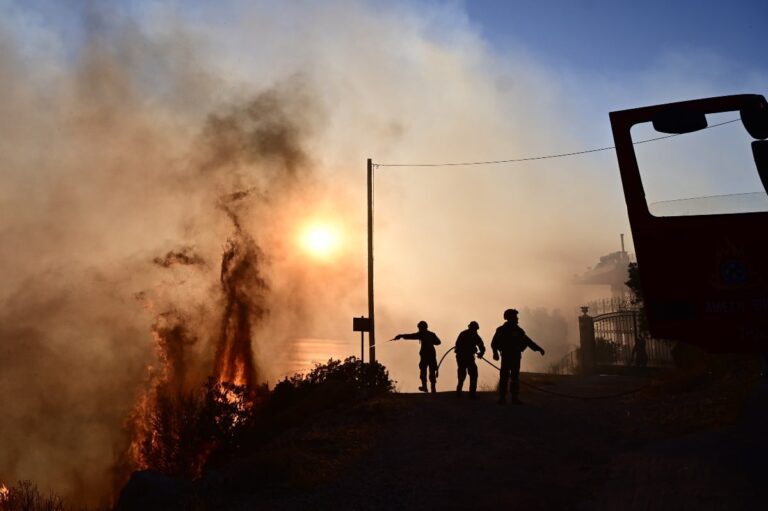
[374,118,741,168]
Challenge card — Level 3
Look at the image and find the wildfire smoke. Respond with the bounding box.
[1,0,647,505]
[212,195,268,390]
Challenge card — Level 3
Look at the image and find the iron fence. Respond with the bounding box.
[593,310,674,367]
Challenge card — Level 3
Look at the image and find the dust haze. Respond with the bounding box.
[0,1,632,503]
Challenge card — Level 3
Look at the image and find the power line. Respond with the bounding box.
[375,118,741,168]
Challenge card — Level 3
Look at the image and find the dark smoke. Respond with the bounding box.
[116,80,316,489]
[152,248,205,269]
[3,0,622,503]
[197,77,315,183]
[151,311,198,397]
[0,270,151,506]
[212,203,268,389]
[0,18,320,501]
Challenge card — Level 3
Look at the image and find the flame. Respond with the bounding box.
[123,312,197,476]
[212,229,263,390]
[124,212,264,480]
[0,483,9,501]
[218,362,250,406]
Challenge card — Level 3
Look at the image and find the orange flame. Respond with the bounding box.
[212,231,263,390]
[123,207,263,480]
[0,483,9,502]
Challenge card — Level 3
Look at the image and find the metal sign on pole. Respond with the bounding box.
[353,316,371,363]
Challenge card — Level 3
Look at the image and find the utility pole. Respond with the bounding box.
[367,158,376,362]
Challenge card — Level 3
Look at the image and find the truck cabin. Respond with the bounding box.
[610,94,768,352]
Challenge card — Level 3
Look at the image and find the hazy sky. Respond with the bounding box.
[2,0,767,382]
[1,1,767,499]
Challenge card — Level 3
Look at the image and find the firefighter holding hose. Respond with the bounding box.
[394,320,442,393]
[454,321,485,398]
[491,309,545,404]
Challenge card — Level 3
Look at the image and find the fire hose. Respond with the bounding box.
[386,342,761,400]
[432,346,649,400]
[367,339,397,350]
[475,354,651,400]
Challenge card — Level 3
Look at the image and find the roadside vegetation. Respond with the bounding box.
[2,358,395,511]
[116,357,396,510]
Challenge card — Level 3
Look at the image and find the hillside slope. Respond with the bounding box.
[228,373,766,510]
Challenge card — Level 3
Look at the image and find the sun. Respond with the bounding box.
[299,222,342,260]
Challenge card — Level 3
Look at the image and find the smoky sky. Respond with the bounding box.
[0,4,331,503]
[3,0,765,504]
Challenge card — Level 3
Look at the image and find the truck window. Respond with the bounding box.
[631,112,768,216]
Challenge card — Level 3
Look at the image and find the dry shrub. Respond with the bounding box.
[271,357,395,409]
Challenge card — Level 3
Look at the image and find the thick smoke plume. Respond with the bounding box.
[153,248,205,269]
[0,0,708,504]
[213,197,267,389]
[123,78,317,488]
[0,6,323,501]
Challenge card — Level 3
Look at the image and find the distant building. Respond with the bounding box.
[574,235,632,297]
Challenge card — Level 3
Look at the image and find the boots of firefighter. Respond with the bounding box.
[498,373,507,404]
[468,367,478,399]
[418,378,428,392]
[430,381,436,393]
[510,379,522,404]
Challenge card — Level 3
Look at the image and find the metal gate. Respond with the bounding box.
[593,310,674,368]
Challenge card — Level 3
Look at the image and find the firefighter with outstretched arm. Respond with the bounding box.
[394,320,442,393]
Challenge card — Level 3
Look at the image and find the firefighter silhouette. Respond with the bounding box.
[454,321,485,398]
[491,309,545,404]
[394,320,442,393]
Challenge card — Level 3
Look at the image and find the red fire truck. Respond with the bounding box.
[610,94,768,353]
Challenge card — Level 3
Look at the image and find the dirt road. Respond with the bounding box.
[240,374,767,510]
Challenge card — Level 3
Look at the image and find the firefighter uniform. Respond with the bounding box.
[491,310,544,403]
[454,323,485,397]
[396,322,442,393]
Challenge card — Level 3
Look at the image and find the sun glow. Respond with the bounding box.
[299,222,342,260]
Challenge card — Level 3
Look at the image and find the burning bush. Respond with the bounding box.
[0,481,64,511]
[127,357,392,478]
[129,378,265,480]
[115,358,396,510]
[125,200,270,482]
